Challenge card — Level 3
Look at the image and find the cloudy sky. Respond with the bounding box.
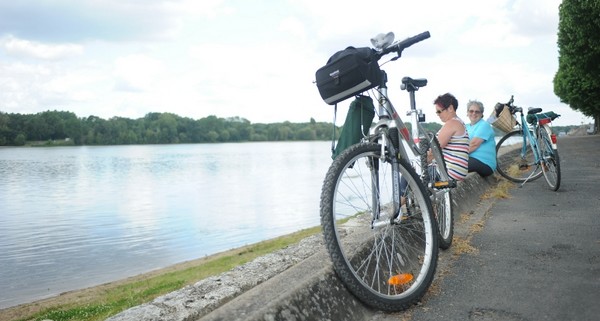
[0,0,592,127]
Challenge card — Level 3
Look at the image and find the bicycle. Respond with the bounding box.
[495,95,561,191]
[316,31,455,312]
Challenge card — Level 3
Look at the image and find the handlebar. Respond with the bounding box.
[507,95,514,107]
[501,95,522,114]
[376,31,431,60]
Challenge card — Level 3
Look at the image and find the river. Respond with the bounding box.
[0,141,332,309]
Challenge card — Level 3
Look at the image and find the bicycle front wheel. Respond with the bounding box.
[496,129,543,182]
[538,125,561,191]
[320,142,438,312]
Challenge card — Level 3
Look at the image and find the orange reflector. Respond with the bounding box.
[538,118,551,126]
[434,181,449,188]
[388,273,413,285]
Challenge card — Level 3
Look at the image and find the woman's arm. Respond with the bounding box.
[437,119,460,148]
[469,137,484,152]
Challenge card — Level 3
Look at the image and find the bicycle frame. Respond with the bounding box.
[517,112,541,160]
[368,73,450,183]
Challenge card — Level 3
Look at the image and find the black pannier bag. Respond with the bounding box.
[315,46,382,105]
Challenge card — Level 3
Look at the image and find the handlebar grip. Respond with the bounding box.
[507,95,514,106]
[399,31,431,50]
[380,31,430,56]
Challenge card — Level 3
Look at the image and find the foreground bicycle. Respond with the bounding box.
[315,31,455,311]
[495,96,561,191]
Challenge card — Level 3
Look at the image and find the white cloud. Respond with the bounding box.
[279,16,307,41]
[2,36,83,60]
[0,0,593,126]
[113,54,166,92]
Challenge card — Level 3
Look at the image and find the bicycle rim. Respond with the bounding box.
[539,127,561,191]
[320,142,438,312]
[496,129,543,182]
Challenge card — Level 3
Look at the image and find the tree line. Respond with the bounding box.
[0,110,342,146]
[0,110,581,147]
[0,110,447,146]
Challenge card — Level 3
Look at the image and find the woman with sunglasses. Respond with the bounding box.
[434,93,470,181]
[465,100,496,177]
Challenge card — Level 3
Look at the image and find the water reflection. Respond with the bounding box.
[0,142,331,308]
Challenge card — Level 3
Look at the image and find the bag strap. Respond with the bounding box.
[331,103,338,155]
[359,98,367,139]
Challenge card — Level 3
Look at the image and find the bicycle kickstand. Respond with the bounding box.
[519,164,541,188]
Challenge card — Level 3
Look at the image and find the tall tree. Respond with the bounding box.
[554,0,600,133]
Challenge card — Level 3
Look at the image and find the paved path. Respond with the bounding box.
[373,135,600,321]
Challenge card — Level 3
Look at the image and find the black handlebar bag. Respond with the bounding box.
[315,47,382,105]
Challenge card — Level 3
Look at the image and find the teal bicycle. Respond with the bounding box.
[495,96,561,191]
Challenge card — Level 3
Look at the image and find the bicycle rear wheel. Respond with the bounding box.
[538,125,561,191]
[419,132,454,250]
[496,129,543,182]
[320,142,438,312]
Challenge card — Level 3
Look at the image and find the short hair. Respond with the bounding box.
[467,100,485,114]
[433,93,459,111]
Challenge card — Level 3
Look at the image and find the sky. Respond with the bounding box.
[0,0,593,127]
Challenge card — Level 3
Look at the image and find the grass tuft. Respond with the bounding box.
[481,176,514,200]
[451,236,479,256]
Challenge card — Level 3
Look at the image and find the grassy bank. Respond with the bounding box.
[1,227,321,321]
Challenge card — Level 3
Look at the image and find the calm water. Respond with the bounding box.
[0,142,332,309]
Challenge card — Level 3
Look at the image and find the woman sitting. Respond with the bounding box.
[465,100,496,177]
[434,93,470,181]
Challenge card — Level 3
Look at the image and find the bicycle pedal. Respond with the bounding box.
[433,181,455,189]
[433,181,447,188]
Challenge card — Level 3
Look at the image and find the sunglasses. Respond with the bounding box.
[436,108,447,114]
[468,110,482,114]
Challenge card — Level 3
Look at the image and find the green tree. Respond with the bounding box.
[296,127,317,140]
[206,130,219,142]
[554,0,600,133]
[14,133,26,146]
[157,113,179,143]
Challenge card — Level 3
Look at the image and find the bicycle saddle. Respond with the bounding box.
[401,77,428,91]
[527,107,543,114]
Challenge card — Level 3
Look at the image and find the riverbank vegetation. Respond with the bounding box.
[1,226,321,321]
[0,110,446,146]
[0,110,583,147]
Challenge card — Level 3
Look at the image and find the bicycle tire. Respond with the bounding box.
[419,133,454,250]
[538,125,561,191]
[496,129,543,182]
[320,142,438,312]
